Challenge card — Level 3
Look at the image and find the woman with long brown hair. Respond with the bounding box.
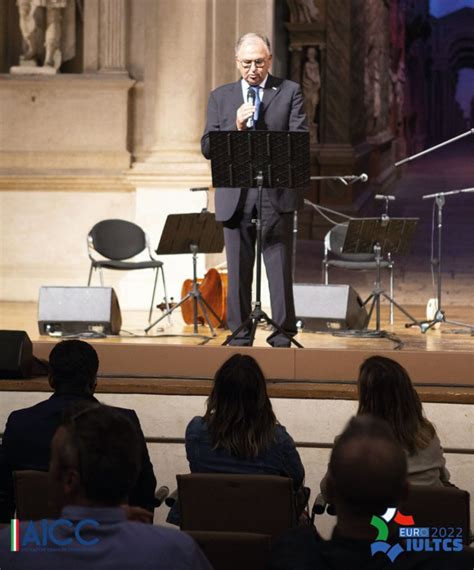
[320,355,450,500]
[356,355,450,485]
[185,353,305,488]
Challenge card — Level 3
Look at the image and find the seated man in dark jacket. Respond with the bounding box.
[0,339,156,521]
[0,404,211,570]
[268,415,474,570]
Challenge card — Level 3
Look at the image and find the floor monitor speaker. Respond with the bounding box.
[293,284,367,331]
[38,287,122,335]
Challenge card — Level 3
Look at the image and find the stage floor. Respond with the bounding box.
[1,302,473,405]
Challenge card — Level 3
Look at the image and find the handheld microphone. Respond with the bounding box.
[375,194,395,200]
[345,173,368,184]
[154,485,170,507]
[246,88,255,129]
[312,493,327,516]
[165,489,178,508]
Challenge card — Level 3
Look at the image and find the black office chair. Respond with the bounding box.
[87,219,169,323]
[322,222,395,324]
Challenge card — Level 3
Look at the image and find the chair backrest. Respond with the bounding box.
[177,473,295,537]
[398,484,471,546]
[326,223,375,262]
[89,219,147,260]
[13,470,61,520]
[186,530,271,570]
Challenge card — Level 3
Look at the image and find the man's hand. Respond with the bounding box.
[236,102,256,130]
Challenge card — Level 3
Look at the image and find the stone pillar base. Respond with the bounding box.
[0,73,134,174]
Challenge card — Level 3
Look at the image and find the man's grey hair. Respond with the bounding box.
[235,33,272,55]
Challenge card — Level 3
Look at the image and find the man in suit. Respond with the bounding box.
[201,32,308,347]
[0,340,156,521]
[0,405,212,570]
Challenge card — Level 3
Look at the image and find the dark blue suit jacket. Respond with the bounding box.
[201,74,308,221]
[0,393,157,521]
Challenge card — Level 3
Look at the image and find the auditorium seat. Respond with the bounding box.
[186,530,271,570]
[398,484,471,546]
[177,473,296,537]
[13,470,60,520]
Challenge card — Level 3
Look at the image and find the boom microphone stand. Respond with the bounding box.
[395,129,474,167]
[416,187,474,333]
[394,129,474,333]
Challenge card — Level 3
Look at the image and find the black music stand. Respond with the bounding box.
[209,130,310,347]
[145,211,225,337]
[341,217,422,333]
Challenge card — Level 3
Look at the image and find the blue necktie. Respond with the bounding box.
[249,85,261,123]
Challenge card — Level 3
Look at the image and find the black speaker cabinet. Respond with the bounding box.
[293,284,368,331]
[38,287,122,335]
[0,330,33,379]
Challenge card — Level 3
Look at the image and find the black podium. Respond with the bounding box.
[342,217,421,332]
[209,130,310,347]
[145,211,225,336]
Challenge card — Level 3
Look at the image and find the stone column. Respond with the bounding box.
[130,0,274,184]
[99,0,127,72]
[128,0,208,182]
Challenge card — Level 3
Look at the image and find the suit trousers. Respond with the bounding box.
[223,187,297,345]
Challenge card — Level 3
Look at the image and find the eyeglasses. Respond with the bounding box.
[238,58,267,69]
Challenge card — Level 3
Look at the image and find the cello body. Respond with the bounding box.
[180,268,228,328]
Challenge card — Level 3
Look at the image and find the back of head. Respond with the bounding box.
[49,340,98,394]
[357,355,434,453]
[328,415,407,516]
[52,404,141,506]
[204,354,277,458]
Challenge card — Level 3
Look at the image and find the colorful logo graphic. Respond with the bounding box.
[370,507,413,562]
[370,507,464,563]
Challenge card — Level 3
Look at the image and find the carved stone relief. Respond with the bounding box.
[302,46,321,143]
[12,0,76,73]
[287,0,319,23]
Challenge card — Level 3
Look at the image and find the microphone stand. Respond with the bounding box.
[395,129,474,167]
[412,188,474,333]
[394,130,474,333]
[291,173,368,280]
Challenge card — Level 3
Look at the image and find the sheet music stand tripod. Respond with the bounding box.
[341,217,422,333]
[209,130,310,348]
[145,211,225,337]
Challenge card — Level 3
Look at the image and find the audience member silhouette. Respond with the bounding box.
[320,355,450,501]
[0,404,212,569]
[269,415,473,570]
[0,340,156,521]
[168,353,305,524]
[357,355,450,486]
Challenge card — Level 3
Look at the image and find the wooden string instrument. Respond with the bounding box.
[180,268,228,328]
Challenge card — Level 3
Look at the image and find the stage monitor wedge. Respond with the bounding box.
[293,284,368,331]
[38,286,122,335]
[0,330,33,379]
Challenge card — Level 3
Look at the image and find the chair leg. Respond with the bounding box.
[98,267,104,286]
[87,264,94,286]
[149,268,160,324]
[389,264,394,325]
[323,263,329,285]
[160,267,172,325]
